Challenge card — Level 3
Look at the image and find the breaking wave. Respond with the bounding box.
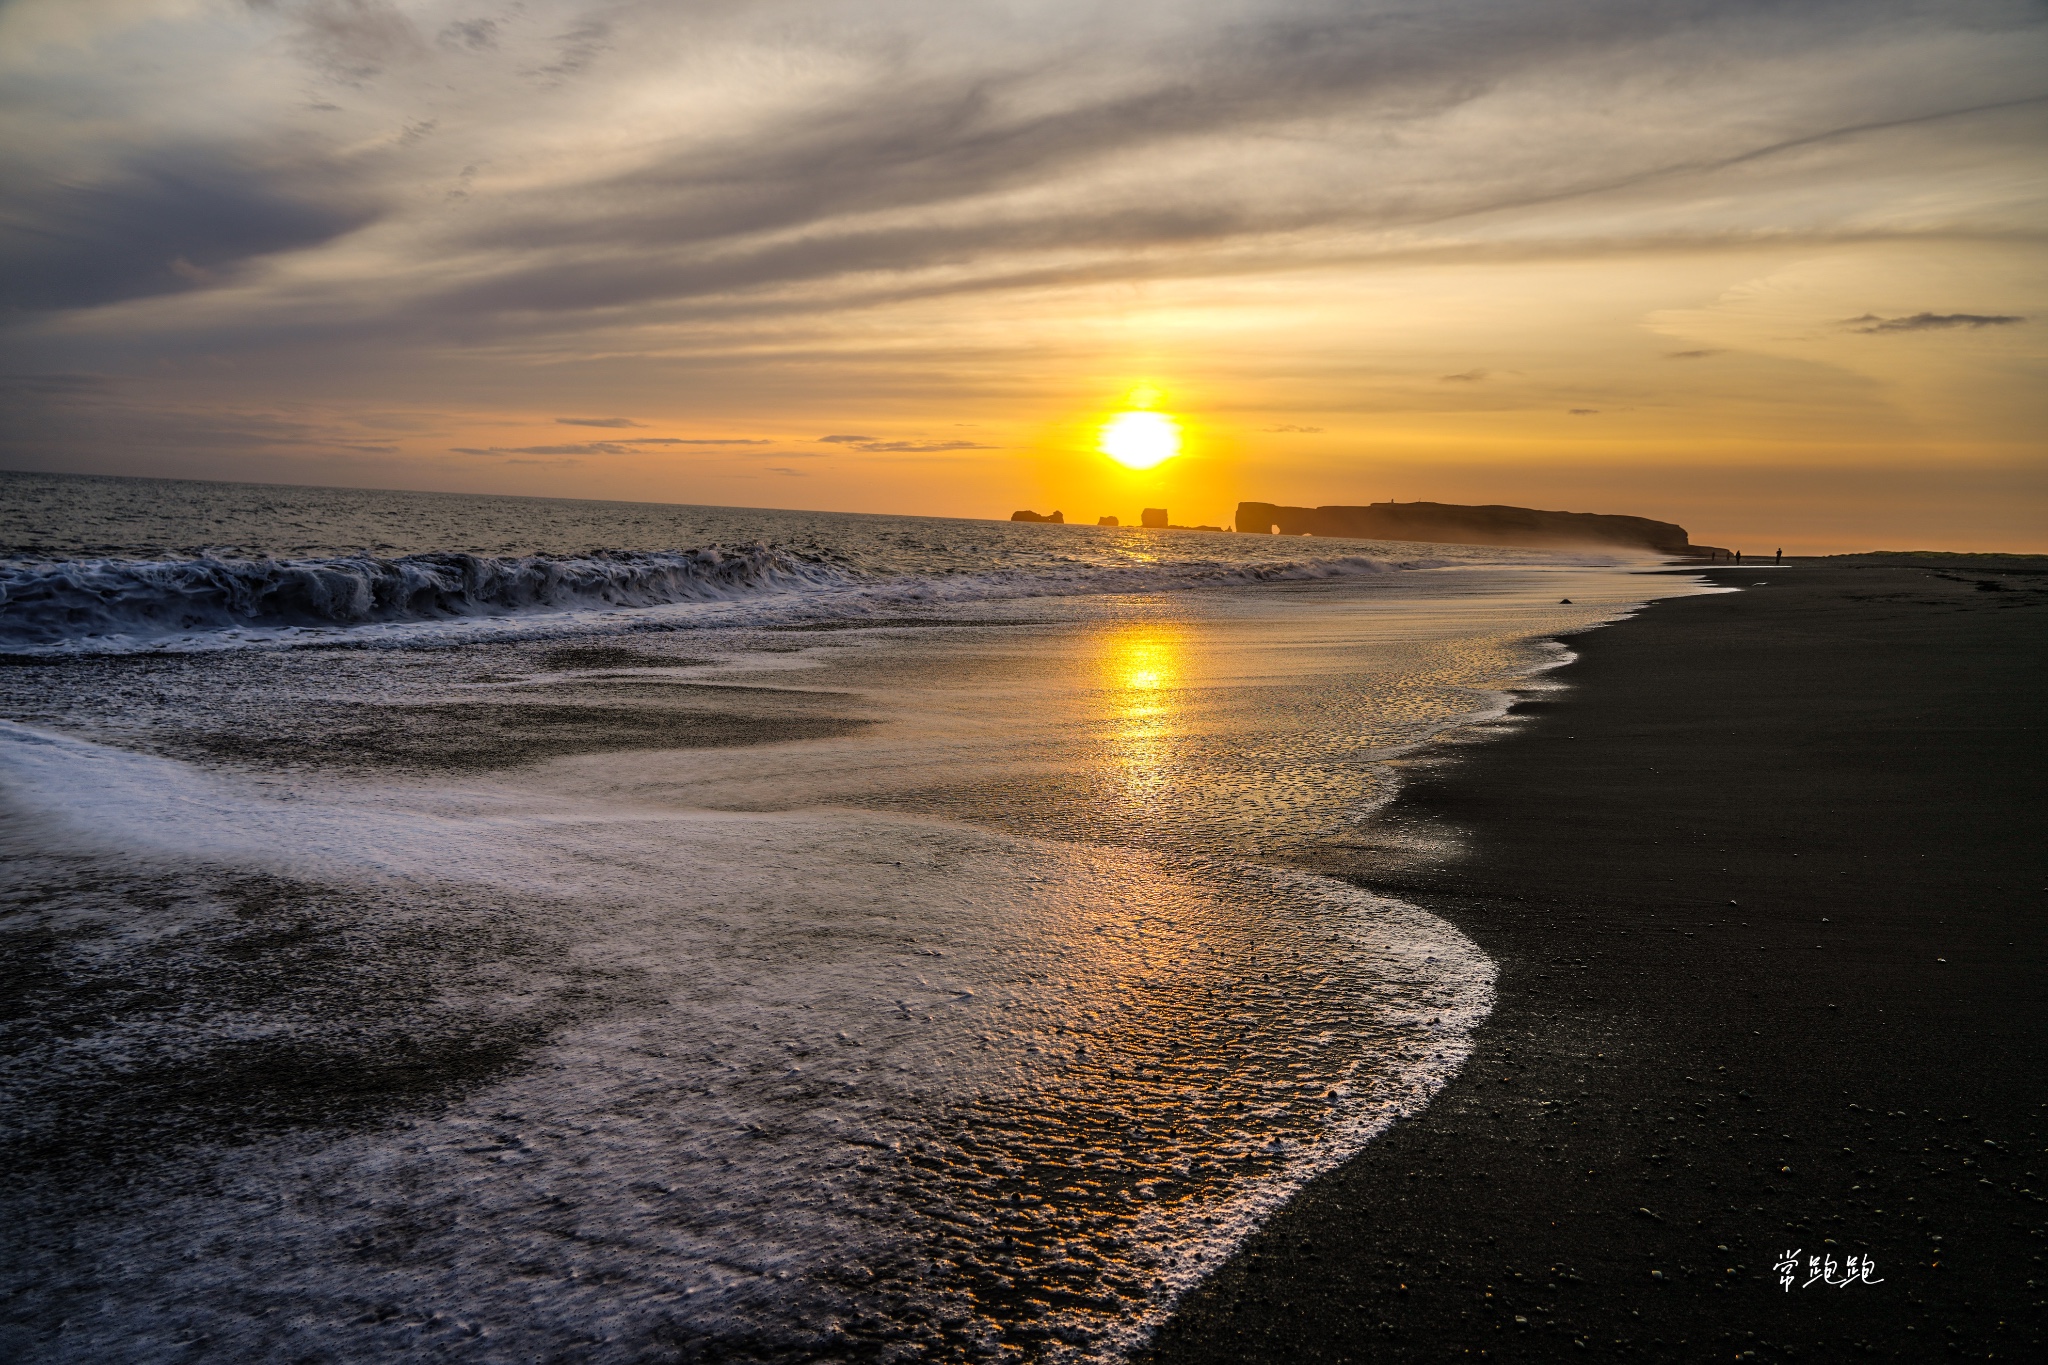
[0,546,854,651]
[0,543,1471,654]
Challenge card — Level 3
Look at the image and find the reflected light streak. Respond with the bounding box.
[1099,630,1189,810]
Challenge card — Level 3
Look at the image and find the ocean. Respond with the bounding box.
[0,470,1701,1362]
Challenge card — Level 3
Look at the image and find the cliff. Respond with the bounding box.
[1235,500,1718,556]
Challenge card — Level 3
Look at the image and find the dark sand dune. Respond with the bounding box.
[1144,564,2047,1362]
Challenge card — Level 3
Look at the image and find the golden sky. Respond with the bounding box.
[3,0,2044,551]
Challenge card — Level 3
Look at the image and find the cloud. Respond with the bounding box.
[245,0,425,81]
[488,3,1839,263]
[1440,370,1489,382]
[0,147,379,311]
[532,19,610,82]
[764,466,809,476]
[438,18,500,52]
[1568,408,1600,415]
[352,2,2048,335]
[1262,424,1324,433]
[1845,312,2026,333]
[19,8,2036,333]
[817,435,996,452]
[453,442,639,455]
[1664,349,1722,359]
[556,416,647,427]
[455,436,777,454]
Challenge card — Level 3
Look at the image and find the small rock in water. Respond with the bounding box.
[1559,598,1573,604]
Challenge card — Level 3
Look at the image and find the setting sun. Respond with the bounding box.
[1098,410,1181,470]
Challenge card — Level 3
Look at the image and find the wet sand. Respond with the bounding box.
[0,647,873,775]
[1142,563,2048,1362]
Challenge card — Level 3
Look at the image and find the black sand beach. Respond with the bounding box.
[1143,563,2048,1362]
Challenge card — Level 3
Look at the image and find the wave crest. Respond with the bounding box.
[0,546,849,650]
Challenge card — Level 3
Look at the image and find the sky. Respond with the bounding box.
[2,0,2044,552]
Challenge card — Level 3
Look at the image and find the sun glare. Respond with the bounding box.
[1099,410,1181,470]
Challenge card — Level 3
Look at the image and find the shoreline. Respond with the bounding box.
[1140,563,2047,1362]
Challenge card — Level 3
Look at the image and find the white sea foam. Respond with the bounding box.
[0,724,1492,1362]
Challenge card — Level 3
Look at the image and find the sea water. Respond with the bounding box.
[0,471,1695,1361]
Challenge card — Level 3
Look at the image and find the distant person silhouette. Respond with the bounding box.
[1775,548,1782,564]
[1735,550,1742,564]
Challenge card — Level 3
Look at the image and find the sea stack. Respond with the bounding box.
[1234,499,1723,555]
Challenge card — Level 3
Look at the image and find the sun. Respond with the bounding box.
[1099,410,1181,470]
